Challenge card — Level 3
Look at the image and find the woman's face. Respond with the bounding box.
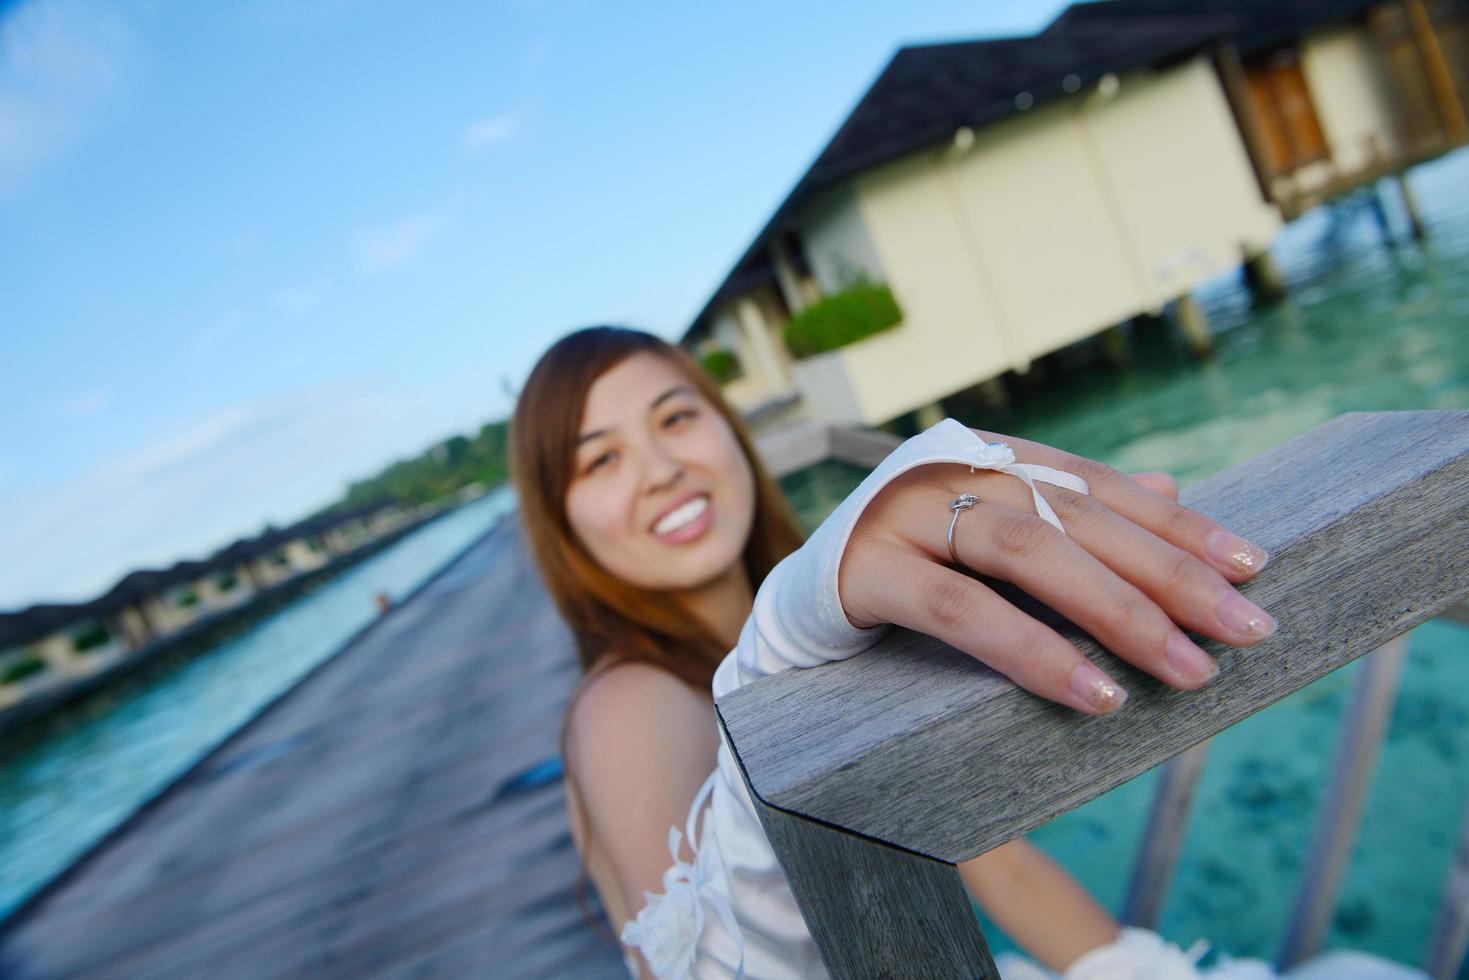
[565,351,756,593]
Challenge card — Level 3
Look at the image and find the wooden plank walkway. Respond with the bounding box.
[0,518,628,979]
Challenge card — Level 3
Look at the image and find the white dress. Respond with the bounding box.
[618,419,1425,980]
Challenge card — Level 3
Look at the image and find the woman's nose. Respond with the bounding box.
[642,441,685,493]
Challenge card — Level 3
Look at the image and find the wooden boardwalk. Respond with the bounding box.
[0,518,628,979]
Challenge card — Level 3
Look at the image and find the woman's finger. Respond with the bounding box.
[942,495,1222,690]
[1034,482,1277,649]
[1127,471,1177,500]
[854,544,1128,715]
[969,428,1270,584]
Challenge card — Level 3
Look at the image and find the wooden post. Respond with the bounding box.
[1100,324,1131,369]
[914,401,947,431]
[1404,0,1469,144]
[1396,170,1427,241]
[1369,184,1397,246]
[1243,250,1288,306]
[738,769,1001,979]
[1122,741,1211,928]
[1173,295,1213,357]
[1277,635,1411,970]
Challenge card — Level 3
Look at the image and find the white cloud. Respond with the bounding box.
[0,0,137,195]
[111,404,259,482]
[352,213,445,275]
[272,284,321,314]
[0,380,448,609]
[462,112,517,151]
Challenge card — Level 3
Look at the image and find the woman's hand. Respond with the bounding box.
[837,428,1275,715]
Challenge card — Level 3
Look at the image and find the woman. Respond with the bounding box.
[509,327,1387,979]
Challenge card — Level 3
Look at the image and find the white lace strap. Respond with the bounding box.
[684,770,718,852]
[684,771,745,978]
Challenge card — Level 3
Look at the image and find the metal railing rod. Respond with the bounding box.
[1277,635,1410,970]
[1121,741,1212,929]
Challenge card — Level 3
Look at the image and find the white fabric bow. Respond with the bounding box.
[620,771,745,979]
[967,439,1090,534]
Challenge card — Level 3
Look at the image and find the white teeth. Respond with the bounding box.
[654,496,709,535]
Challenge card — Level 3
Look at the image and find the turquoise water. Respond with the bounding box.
[0,487,515,922]
[792,150,1468,968]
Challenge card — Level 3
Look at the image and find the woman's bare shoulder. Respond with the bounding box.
[567,658,713,756]
[564,659,720,921]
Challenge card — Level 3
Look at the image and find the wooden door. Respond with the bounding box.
[1245,47,1330,174]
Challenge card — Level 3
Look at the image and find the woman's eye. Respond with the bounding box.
[663,408,696,428]
[585,450,616,474]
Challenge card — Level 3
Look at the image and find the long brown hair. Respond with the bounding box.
[509,326,802,927]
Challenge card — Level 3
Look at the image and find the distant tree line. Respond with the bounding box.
[317,418,512,515]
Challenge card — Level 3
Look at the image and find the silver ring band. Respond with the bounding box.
[947,492,980,565]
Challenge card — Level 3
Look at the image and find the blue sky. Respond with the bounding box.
[0,0,1066,608]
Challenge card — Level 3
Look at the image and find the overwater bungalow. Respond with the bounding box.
[0,503,413,717]
[0,606,132,711]
[684,0,1468,431]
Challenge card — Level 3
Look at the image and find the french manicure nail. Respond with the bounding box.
[1217,591,1278,639]
[1166,630,1218,685]
[1206,528,1269,575]
[1069,661,1128,714]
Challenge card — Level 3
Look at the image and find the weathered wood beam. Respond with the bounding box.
[719,410,1469,862]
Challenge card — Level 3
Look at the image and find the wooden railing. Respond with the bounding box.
[718,410,1469,978]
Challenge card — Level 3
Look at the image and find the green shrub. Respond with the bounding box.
[699,348,742,384]
[1,655,46,685]
[216,571,238,592]
[782,281,903,359]
[176,587,201,608]
[71,623,111,653]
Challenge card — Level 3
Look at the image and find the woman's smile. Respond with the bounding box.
[651,492,714,544]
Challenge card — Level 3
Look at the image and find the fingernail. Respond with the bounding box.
[1069,661,1128,715]
[1166,630,1218,685]
[1207,528,1270,575]
[1217,591,1278,639]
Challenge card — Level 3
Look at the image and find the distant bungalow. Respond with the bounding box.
[683,0,1468,430]
[0,503,421,715]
